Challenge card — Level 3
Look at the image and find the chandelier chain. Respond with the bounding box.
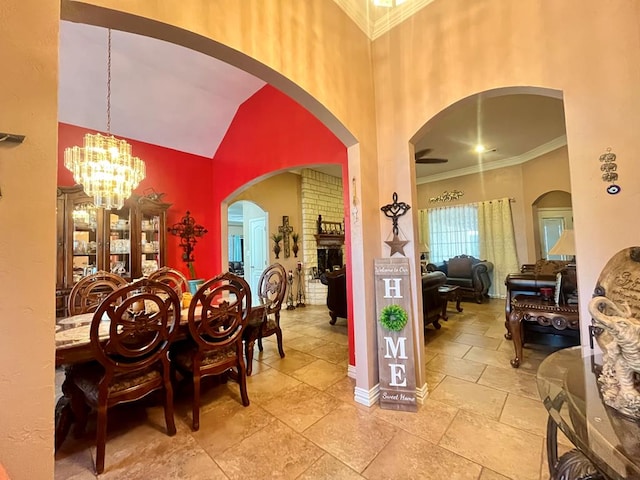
[107,28,111,133]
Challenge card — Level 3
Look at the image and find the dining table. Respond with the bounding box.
[54,302,268,450]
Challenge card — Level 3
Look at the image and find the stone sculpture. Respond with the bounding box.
[589,295,640,419]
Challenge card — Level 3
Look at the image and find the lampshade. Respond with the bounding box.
[420,243,430,253]
[548,229,575,256]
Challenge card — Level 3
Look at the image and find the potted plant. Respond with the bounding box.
[291,232,300,258]
[271,233,283,259]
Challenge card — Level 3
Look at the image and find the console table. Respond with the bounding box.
[537,347,640,479]
[507,295,579,367]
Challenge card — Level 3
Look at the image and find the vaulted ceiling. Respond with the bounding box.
[59,2,567,182]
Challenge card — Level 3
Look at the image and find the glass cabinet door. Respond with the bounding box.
[71,203,99,284]
[106,207,132,278]
[140,212,161,276]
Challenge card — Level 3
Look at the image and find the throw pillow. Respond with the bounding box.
[447,257,473,278]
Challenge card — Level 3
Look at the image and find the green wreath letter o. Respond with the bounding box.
[379,304,408,332]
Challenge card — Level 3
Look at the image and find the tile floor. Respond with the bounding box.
[55,299,573,479]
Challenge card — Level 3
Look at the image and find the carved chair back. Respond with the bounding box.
[77,278,180,473]
[148,266,188,300]
[67,270,128,316]
[174,272,251,430]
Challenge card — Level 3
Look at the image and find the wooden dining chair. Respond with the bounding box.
[67,270,127,316]
[170,272,251,431]
[67,278,181,474]
[148,266,188,300]
[256,263,287,357]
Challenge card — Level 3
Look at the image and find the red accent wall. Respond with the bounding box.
[58,84,354,363]
[58,122,214,281]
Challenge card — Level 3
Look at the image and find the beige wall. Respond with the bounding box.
[231,172,303,274]
[373,0,640,351]
[0,1,59,478]
[417,146,571,265]
[7,2,640,472]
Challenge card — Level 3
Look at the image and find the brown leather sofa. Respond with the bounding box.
[428,255,493,303]
[504,260,574,324]
[422,271,447,330]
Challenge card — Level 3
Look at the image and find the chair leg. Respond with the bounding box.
[237,359,250,407]
[192,371,201,431]
[163,372,176,436]
[95,405,107,474]
[257,336,264,352]
[275,329,285,358]
[245,338,255,376]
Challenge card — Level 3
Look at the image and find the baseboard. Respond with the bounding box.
[347,364,356,379]
[415,382,428,404]
[354,383,380,407]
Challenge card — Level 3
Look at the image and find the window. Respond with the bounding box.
[428,204,479,264]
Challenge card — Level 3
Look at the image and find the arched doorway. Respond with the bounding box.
[228,200,268,299]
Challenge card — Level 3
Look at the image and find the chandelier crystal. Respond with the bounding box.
[64,133,145,210]
[64,28,145,210]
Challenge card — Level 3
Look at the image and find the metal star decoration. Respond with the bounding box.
[381,192,411,257]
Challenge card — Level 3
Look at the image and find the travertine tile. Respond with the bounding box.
[285,335,328,352]
[440,410,543,480]
[309,341,350,364]
[499,393,549,438]
[450,322,491,336]
[429,376,507,420]
[424,369,446,392]
[426,354,487,383]
[260,383,342,432]
[374,398,458,444]
[479,467,511,479]
[298,453,364,479]
[424,339,472,358]
[260,348,317,374]
[478,364,540,399]
[215,420,323,479]
[100,433,227,480]
[291,358,347,390]
[303,402,397,472]
[362,429,482,480]
[455,332,502,350]
[190,396,275,457]
[245,367,302,404]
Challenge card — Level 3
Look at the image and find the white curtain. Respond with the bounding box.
[477,198,519,298]
[427,204,479,264]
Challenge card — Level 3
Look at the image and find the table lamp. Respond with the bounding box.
[548,229,575,262]
[419,243,430,261]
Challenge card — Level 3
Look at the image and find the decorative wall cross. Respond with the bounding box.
[381,192,411,256]
[278,216,294,258]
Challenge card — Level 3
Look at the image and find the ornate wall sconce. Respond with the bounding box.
[429,190,464,203]
[168,211,208,276]
[599,147,621,195]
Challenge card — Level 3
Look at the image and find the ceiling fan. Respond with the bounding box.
[415,148,448,164]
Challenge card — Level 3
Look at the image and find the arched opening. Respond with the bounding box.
[411,86,574,376]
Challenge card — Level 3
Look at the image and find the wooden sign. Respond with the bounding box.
[374,257,417,412]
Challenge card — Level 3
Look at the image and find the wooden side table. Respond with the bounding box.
[438,285,463,321]
[507,295,579,367]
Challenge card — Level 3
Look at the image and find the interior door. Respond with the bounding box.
[247,215,267,301]
[538,208,573,260]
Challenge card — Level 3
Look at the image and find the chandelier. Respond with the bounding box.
[64,29,145,210]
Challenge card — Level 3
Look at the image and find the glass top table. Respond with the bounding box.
[537,346,640,479]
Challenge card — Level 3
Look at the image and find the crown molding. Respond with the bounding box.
[416,135,568,185]
[370,0,436,40]
[332,0,372,38]
[332,0,436,40]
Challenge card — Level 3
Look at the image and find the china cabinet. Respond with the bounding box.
[56,185,171,317]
